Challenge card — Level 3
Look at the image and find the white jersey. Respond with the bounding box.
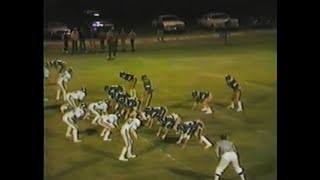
[121,118,141,131]
[64,107,85,120]
[88,101,108,113]
[44,66,50,78]
[58,70,72,83]
[67,90,86,101]
[101,114,119,127]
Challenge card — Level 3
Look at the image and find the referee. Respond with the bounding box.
[214,134,246,180]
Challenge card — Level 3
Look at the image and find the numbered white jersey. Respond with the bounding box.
[68,90,86,101]
[121,118,141,131]
[89,101,108,113]
[58,70,72,83]
[101,114,119,126]
[65,107,85,120]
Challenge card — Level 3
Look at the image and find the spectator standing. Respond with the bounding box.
[128,29,136,52]
[62,30,70,53]
[89,28,97,53]
[120,28,127,52]
[79,27,87,53]
[71,27,79,53]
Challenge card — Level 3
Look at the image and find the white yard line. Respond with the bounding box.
[140,136,195,171]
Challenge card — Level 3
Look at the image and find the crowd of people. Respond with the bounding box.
[61,27,137,59]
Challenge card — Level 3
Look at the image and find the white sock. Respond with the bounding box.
[229,102,235,108]
[214,174,221,180]
[100,128,107,136]
[127,146,134,157]
[56,89,61,100]
[72,128,79,141]
[240,174,246,180]
[201,107,208,111]
[200,135,212,147]
[237,101,243,110]
[206,108,213,114]
[103,130,111,140]
[119,147,127,159]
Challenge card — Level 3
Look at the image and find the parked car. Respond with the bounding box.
[89,20,114,30]
[152,15,186,32]
[83,19,114,38]
[44,22,70,38]
[247,17,275,29]
[197,12,239,30]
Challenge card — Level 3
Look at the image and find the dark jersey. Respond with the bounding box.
[49,60,67,74]
[194,91,209,103]
[226,77,240,90]
[120,72,136,82]
[143,79,153,93]
[144,106,167,119]
[177,121,199,135]
[124,97,141,109]
[106,85,124,99]
[116,92,131,105]
[161,114,176,129]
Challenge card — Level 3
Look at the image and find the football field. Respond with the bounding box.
[44,30,277,180]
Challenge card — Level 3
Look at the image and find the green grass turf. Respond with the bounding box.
[44,30,277,180]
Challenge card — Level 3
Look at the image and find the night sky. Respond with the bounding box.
[44,0,277,24]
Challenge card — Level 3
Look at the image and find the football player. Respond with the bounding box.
[119,71,137,97]
[44,64,50,101]
[144,106,168,128]
[141,74,154,107]
[156,113,182,140]
[47,59,68,75]
[225,75,243,112]
[119,117,142,161]
[62,103,86,143]
[191,90,214,114]
[176,120,213,149]
[104,85,125,110]
[66,87,87,107]
[98,112,121,141]
[56,67,72,101]
[83,99,110,124]
[122,96,142,120]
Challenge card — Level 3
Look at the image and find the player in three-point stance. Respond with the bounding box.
[214,134,246,180]
[65,87,87,107]
[56,67,73,101]
[156,113,182,140]
[98,112,121,141]
[119,117,142,161]
[144,106,168,128]
[225,74,244,112]
[62,103,86,143]
[176,120,213,149]
[192,90,214,114]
